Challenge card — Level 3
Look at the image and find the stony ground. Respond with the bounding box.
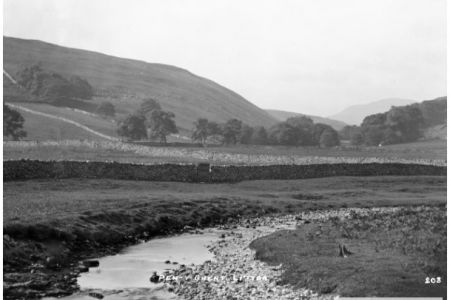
[162,208,403,299]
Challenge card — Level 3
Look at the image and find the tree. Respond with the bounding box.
[339,125,361,140]
[286,116,315,145]
[96,102,116,117]
[148,110,178,143]
[385,105,423,143]
[319,128,340,147]
[361,113,388,146]
[312,123,330,145]
[192,118,210,144]
[311,123,340,147]
[222,119,242,144]
[140,98,161,115]
[362,112,387,127]
[206,121,223,143]
[238,124,254,144]
[192,118,225,145]
[117,114,147,141]
[417,97,446,127]
[268,122,298,145]
[363,126,386,146]
[350,132,364,145]
[250,126,268,145]
[4,104,27,140]
[207,121,222,136]
[68,75,94,99]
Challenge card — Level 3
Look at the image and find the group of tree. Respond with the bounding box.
[340,97,446,146]
[191,118,266,145]
[4,104,26,140]
[16,64,94,101]
[117,98,178,142]
[267,116,340,147]
[95,101,116,118]
[191,115,340,147]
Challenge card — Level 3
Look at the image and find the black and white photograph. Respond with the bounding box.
[2,0,447,299]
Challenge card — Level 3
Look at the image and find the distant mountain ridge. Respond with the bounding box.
[3,36,277,132]
[330,98,416,125]
[265,109,347,130]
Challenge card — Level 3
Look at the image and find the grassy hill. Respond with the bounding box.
[4,36,277,133]
[266,109,347,130]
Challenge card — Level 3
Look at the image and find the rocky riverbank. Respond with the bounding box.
[7,206,437,299]
[159,207,403,299]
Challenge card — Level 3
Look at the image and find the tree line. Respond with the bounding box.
[191,116,340,147]
[116,99,341,147]
[339,97,446,146]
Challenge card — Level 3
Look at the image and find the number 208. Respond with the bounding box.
[425,277,441,284]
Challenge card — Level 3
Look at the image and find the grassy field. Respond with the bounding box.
[250,206,446,297]
[4,176,446,226]
[4,139,446,165]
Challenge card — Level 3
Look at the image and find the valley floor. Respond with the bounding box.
[3,175,446,298]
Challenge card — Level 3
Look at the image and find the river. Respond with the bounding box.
[44,230,221,300]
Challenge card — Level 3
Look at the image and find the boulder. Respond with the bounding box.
[149,272,160,283]
[82,260,100,267]
[88,292,104,299]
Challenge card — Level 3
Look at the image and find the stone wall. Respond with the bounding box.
[4,159,446,182]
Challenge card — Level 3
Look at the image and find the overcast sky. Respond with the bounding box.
[3,0,447,116]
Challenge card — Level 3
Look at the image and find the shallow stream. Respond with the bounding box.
[45,230,220,300]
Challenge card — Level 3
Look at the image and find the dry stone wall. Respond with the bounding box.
[4,159,446,182]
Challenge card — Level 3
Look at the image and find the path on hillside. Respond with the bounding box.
[3,69,18,85]
[3,69,119,141]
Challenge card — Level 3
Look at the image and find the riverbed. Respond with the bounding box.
[45,208,382,300]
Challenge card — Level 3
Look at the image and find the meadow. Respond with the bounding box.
[4,176,445,226]
[251,206,446,297]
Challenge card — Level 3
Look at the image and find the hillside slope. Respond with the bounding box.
[4,36,277,131]
[6,106,112,141]
[6,103,118,141]
[265,109,347,130]
[330,98,415,125]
